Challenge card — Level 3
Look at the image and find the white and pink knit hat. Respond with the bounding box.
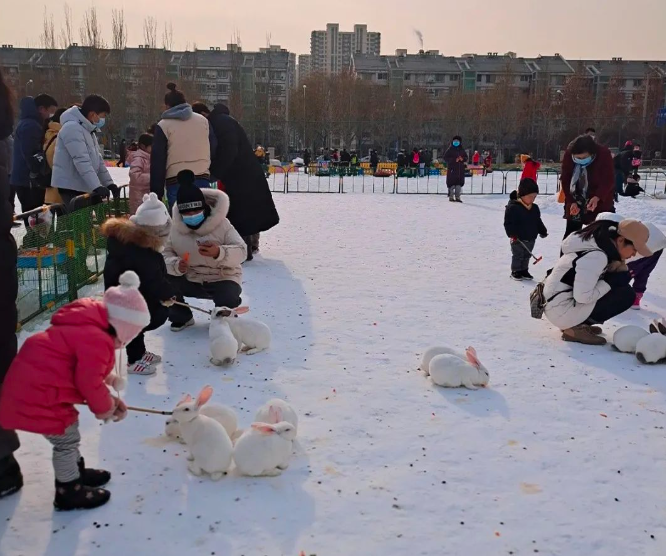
[103,271,151,345]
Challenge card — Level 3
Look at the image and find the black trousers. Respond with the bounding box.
[15,186,45,215]
[586,285,636,325]
[126,305,169,364]
[563,219,583,240]
[168,275,242,324]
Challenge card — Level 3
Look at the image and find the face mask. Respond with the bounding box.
[572,155,593,166]
[453,141,461,147]
[95,117,106,130]
[182,212,205,226]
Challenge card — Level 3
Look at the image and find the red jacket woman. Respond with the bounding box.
[0,299,117,435]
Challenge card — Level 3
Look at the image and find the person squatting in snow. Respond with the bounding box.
[0,272,150,511]
[102,192,176,376]
[164,169,247,331]
[594,212,666,310]
[504,178,548,281]
[542,218,652,345]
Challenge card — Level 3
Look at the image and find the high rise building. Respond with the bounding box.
[298,54,311,83]
[309,23,381,75]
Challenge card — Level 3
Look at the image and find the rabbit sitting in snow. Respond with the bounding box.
[421,346,469,376]
[172,386,233,480]
[209,308,239,366]
[613,325,650,353]
[166,402,238,444]
[233,422,296,477]
[216,306,271,355]
[635,319,666,364]
[428,346,489,390]
[255,398,298,435]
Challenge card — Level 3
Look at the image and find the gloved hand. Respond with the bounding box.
[540,233,548,239]
[604,270,631,287]
[92,186,110,198]
[108,183,120,199]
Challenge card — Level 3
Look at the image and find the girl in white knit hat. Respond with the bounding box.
[101,192,175,375]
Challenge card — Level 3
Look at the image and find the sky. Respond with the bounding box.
[1,0,665,60]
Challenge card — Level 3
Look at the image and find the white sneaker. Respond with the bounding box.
[127,361,157,376]
[140,351,162,365]
[170,318,195,332]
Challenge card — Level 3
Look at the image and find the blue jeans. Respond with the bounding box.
[166,178,212,211]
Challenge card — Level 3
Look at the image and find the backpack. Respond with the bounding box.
[529,281,547,319]
[29,135,57,188]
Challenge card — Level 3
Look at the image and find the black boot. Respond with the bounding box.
[54,478,110,511]
[78,457,111,487]
[0,455,23,499]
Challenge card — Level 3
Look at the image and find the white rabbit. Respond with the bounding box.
[209,308,239,366]
[217,306,271,355]
[233,422,297,477]
[613,325,650,353]
[165,403,238,444]
[635,334,666,364]
[255,398,298,433]
[421,346,466,376]
[429,346,490,390]
[172,386,233,480]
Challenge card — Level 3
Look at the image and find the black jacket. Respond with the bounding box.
[504,191,548,241]
[370,151,379,166]
[613,147,633,176]
[207,105,279,237]
[340,150,351,164]
[101,219,174,311]
[443,144,468,187]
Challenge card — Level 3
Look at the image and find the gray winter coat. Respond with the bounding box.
[51,106,113,193]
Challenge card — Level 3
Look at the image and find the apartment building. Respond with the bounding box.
[310,23,381,75]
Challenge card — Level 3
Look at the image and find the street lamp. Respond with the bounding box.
[25,79,34,95]
[302,85,307,151]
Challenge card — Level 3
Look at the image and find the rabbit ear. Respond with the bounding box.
[658,321,666,335]
[235,306,250,315]
[177,394,192,406]
[465,347,481,369]
[650,322,659,334]
[269,406,282,423]
[251,423,276,435]
[196,386,213,408]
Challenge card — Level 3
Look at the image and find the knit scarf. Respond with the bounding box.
[570,163,588,199]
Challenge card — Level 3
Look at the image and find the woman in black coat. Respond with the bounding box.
[443,135,468,203]
[206,104,279,260]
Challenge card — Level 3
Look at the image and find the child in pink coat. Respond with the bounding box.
[0,271,150,511]
[129,133,153,214]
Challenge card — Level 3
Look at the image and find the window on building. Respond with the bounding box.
[435,74,445,82]
[217,84,228,93]
[404,73,412,81]
[377,72,388,80]
[550,75,565,86]
[487,74,496,84]
[449,74,459,82]
[217,70,228,79]
[256,83,267,94]
[633,79,643,87]
[477,74,483,83]
[520,75,530,82]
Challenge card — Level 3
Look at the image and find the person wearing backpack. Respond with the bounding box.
[43,108,66,204]
[542,219,651,345]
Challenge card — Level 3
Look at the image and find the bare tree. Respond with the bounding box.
[111,9,127,51]
[40,9,57,49]
[143,16,158,49]
[59,3,74,49]
[80,6,104,49]
[162,21,174,51]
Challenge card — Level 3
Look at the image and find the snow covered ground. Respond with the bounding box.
[3,181,666,556]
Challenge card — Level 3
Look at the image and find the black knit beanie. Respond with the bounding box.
[518,178,539,197]
[176,170,206,214]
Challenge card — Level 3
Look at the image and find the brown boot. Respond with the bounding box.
[562,325,607,345]
[582,324,603,335]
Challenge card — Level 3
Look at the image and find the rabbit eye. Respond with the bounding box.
[184,408,190,412]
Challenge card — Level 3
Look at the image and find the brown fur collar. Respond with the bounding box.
[101,218,164,251]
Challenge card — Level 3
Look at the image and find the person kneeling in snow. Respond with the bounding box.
[504,178,548,281]
[164,170,247,331]
[102,193,175,375]
[543,219,652,345]
[0,272,150,510]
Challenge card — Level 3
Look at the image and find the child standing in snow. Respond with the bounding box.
[128,133,153,215]
[0,272,150,510]
[102,193,175,375]
[504,178,548,281]
[520,154,541,182]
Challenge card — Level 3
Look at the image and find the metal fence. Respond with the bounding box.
[12,187,130,328]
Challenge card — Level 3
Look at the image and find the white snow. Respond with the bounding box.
[3,181,666,556]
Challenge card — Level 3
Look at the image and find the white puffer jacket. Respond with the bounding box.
[163,188,247,284]
[543,233,612,330]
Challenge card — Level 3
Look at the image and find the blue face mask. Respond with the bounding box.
[573,155,593,167]
[95,117,106,130]
[452,141,461,147]
[182,212,205,227]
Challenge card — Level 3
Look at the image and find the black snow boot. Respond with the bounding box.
[0,455,23,499]
[510,271,525,281]
[78,457,111,487]
[521,270,534,280]
[54,478,110,511]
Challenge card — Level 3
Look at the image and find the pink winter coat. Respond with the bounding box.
[129,148,151,214]
[0,299,116,435]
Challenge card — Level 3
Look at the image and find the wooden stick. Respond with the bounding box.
[126,405,173,416]
[172,300,212,315]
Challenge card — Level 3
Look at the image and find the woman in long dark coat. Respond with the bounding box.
[443,135,468,203]
[206,104,279,261]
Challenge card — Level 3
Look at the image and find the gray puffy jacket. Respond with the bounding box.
[51,106,113,193]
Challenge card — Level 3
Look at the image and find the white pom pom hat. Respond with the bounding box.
[103,270,151,345]
[130,192,171,237]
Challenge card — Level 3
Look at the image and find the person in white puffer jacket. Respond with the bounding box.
[543,218,652,345]
[163,170,247,331]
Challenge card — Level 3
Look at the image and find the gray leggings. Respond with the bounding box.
[44,421,81,482]
[448,185,462,200]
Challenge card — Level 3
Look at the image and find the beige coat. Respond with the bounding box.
[163,188,246,284]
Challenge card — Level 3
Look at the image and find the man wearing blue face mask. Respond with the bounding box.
[52,95,119,208]
[560,134,615,240]
[163,170,247,331]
